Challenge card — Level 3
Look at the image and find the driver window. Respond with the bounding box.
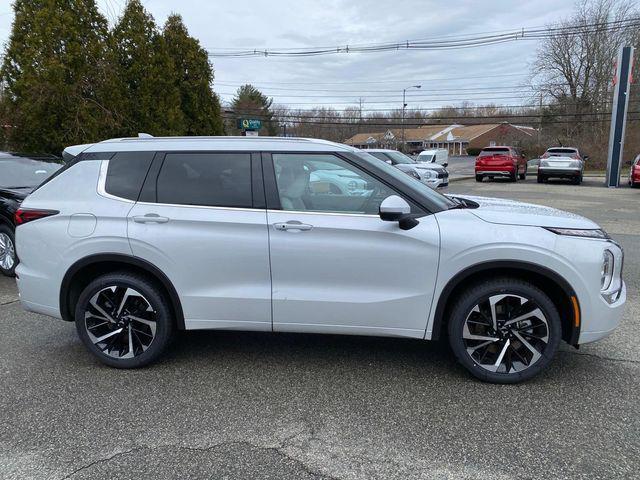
[272,154,396,214]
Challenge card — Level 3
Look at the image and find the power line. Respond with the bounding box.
[207,18,639,58]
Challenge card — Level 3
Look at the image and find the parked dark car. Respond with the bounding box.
[0,152,62,276]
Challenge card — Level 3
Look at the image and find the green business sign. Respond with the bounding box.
[237,119,262,130]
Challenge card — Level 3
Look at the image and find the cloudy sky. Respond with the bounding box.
[0,0,578,112]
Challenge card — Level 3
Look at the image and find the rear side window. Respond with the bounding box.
[156,153,252,208]
[105,152,155,201]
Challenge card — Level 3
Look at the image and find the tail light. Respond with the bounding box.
[15,208,59,225]
[573,154,580,159]
[541,153,549,159]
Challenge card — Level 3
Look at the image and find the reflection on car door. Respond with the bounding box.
[265,153,440,338]
[127,152,272,331]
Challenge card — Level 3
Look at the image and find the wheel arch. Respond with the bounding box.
[60,253,185,330]
[430,260,580,346]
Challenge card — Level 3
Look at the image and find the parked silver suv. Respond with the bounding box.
[14,136,625,383]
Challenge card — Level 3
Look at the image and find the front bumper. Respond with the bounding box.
[578,281,626,344]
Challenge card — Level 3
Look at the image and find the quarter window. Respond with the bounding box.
[156,153,252,208]
[105,152,154,201]
[272,153,397,215]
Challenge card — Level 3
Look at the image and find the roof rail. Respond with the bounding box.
[138,133,153,138]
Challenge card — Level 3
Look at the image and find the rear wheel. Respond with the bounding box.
[537,174,545,184]
[74,272,174,368]
[0,224,17,277]
[511,170,518,182]
[572,175,582,185]
[475,174,483,182]
[447,277,561,383]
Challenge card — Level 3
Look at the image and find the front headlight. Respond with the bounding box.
[408,170,421,180]
[601,249,614,290]
[421,169,437,179]
[544,227,610,239]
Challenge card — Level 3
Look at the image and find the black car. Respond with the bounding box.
[0,152,63,276]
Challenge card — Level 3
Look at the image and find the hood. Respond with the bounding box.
[393,164,416,174]
[413,163,445,172]
[0,186,32,202]
[451,195,600,229]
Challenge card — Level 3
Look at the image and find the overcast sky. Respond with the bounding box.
[0,0,578,112]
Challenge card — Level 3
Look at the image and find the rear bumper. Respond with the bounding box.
[475,164,515,176]
[538,167,581,177]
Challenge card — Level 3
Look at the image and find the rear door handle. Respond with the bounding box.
[273,221,313,232]
[133,214,170,224]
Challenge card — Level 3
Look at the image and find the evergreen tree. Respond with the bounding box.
[0,0,117,153]
[162,14,224,136]
[111,0,184,136]
[232,84,279,136]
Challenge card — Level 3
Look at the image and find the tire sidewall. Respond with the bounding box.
[0,224,17,277]
[448,280,562,384]
[74,273,173,368]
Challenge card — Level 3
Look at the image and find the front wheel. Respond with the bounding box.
[74,272,174,368]
[0,224,17,277]
[447,277,561,383]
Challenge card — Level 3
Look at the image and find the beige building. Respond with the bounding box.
[345,122,536,154]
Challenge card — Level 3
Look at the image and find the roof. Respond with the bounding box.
[345,122,536,144]
[80,136,358,154]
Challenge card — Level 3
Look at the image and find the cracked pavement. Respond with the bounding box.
[1,177,639,479]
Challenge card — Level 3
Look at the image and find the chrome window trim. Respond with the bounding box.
[136,200,264,213]
[267,209,378,218]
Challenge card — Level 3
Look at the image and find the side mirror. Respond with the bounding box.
[583,155,589,161]
[443,162,448,168]
[379,195,418,230]
[385,159,393,165]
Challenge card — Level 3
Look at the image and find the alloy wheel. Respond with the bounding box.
[84,285,157,359]
[462,294,549,374]
[0,233,15,271]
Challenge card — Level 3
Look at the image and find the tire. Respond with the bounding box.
[519,167,526,180]
[0,224,17,277]
[447,277,561,384]
[475,174,483,182]
[537,174,545,184]
[511,170,518,182]
[573,175,582,185]
[74,272,174,368]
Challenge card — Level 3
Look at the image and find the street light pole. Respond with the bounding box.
[401,85,421,152]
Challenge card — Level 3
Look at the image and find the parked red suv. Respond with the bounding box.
[629,154,640,188]
[475,146,527,182]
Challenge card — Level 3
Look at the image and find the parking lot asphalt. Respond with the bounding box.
[1,177,638,480]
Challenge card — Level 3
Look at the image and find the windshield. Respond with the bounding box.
[418,154,435,162]
[548,148,577,154]
[385,151,415,165]
[0,157,63,188]
[357,152,456,210]
[479,148,509,157]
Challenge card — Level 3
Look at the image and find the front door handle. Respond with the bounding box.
[133,214,170,224]
[273,221,313,232]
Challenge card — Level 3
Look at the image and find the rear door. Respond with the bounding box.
[264,152,440,338]
[127,151,272,331]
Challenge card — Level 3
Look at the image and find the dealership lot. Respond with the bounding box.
[1,178,638,480]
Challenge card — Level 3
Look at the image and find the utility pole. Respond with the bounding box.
[402,85,421,152]
[606,46,635,188]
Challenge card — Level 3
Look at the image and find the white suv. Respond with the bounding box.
[15,136,625,383]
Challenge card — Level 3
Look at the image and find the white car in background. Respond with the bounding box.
[417,149,449,166]
[365,149,449,189]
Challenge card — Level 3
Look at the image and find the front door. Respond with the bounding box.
[265,153,440,338]
[127,151,271,331]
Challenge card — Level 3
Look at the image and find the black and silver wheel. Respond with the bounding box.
[0,225,17,277]
[75,272,173,368]
[448,278,561,383]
